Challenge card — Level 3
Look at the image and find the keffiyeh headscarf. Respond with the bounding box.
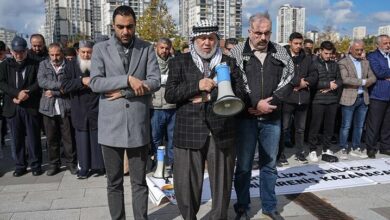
[190,20,222,75]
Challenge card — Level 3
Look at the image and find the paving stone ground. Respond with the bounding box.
[1,140,390,219]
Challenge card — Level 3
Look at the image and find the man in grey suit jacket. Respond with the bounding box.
[338,40,376,159]
[89,6,160,220]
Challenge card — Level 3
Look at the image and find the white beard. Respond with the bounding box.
[78,56,91,73]
[194,42,218,59]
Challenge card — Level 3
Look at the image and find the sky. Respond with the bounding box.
[0,0,389,39]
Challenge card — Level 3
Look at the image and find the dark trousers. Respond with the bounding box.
[174,136,235,220]
[280,103,308,155]
[43,115,76,168]
[102,145,148,220]
[308,103,338,151]
[365,99,390,151]
[75,128,104,171]
[7,106,42,171]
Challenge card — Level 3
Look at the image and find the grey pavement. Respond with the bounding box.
[1,141,390,220]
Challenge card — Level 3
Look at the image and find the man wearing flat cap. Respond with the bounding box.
[37,42,77,176]
[0,36,43,177]
[165,20,245,219]
[62,40,105,179]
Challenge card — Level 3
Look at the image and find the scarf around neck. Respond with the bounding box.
[190,43,222,76]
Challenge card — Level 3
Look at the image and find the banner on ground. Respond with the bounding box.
[147,158,390,205]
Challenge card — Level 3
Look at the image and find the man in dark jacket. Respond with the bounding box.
[165,20,246,220]
[230,12,294,220]
[0,36,43,177]
[62,40,105,178]
[278,32,318,165]
[365,34,390,158]
[37,43,77,176]
[308,41,342,162]
[28,34,48,62]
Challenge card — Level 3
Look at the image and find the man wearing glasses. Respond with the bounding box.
[338,40,376,160]
[230,12,294,220]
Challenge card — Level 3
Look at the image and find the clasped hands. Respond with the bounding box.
[105,75,150,101]
[13,89,29,104]
[320,80,338,94]
[293,78,309,91]
[248,97,277,116]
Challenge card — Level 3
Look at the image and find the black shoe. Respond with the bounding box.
[13,169,27,177]
[32,168,43,176]
[67,165,78,175]
[235,208,249,220]
[322,154,339,163]
[77,169,89,179]
[262,211,284,220]
[367,149,377,159]
[278,153,289,166]
[295,152,308,164]
[46,167,60,176]
[379,149,390,156]
[92,169,105,177]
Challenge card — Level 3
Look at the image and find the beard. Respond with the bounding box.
[78,56,91,73]
[194,42,218,59]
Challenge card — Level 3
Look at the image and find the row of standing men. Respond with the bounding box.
[1,5,390,220]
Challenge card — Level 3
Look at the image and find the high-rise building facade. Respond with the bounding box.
[306,30,319,43]
[353,26,366,40]
[276,4,305,45]
[378,25,390,36]
[45,0,150,43]
[179,0,242,40]
[0,28,17,48]
[100,0,151,37]
[45,0,94,43]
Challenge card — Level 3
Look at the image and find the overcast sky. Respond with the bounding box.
[0,0,389,38]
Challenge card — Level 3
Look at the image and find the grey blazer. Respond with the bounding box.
[90,36,161,148]
[338,56,376,106]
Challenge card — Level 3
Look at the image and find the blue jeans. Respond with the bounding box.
[150,109,176,165]
[234,118,281,213]
[339,96,368,149]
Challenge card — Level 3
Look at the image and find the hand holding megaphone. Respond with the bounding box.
[199,78,216,92]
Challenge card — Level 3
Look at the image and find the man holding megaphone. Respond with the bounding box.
[165,20,246,220]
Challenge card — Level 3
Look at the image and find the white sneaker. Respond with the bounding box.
[350,148,368,159]
[323,149,334,156]
[340,148,348,160]
[309,151,319,162]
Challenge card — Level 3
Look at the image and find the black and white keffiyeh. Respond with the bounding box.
[189,19,223,75]
[191,20,221,40]
[229,41,294,93]
[190,43,222,76]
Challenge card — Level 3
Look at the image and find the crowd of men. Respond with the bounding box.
[0,4,390,220]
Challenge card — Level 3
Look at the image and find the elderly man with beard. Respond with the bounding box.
[165,20,245,220]
[62,40,105,179]
[37,43,77,176]
[0,36,43,177]
[230,12,294,220]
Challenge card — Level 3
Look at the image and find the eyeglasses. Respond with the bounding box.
[250,30,272,37]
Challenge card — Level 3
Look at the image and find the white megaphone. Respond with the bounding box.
[153,146,169,178]
[212,63,244,116]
